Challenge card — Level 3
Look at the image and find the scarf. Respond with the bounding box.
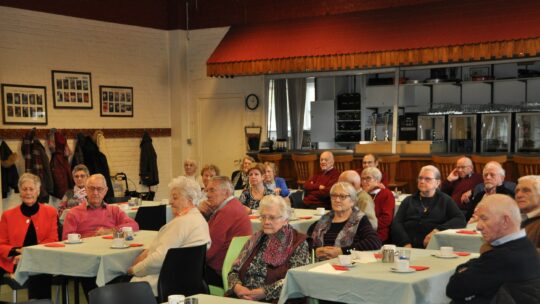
[310,206,365,248]
[234,224,295,268]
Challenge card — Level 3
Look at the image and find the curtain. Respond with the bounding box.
[287,78,307,149]
[274,79,288,139]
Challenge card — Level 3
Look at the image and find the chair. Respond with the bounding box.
[431,155,464,180]
[333,154,353,172]
[157,244,209,303]
[471,154,507,173]
[209,235,250,296]
[1,274,28,303]
[289,190,305,208]
[513,155,540,176]
[258,153,282,168]
[134,205,166,231]
[291,154,318,188]
[378,154,408,191]
[88,282,157,304]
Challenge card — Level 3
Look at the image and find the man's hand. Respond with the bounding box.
[198,200,215,217]
[461,190,472,204]
[319,185,325,190]
[95,227,114,236]
[447,169,459,182]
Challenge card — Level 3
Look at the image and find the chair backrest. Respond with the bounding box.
[513,155,540,176]
[221,236,250,291]
[89,282,157,304]
[291,154,318,188]
[431,155,464,179]
[471,154,507,173]
[288,190,305,208]
[378,154,400,185]
[333,154,353,172]
[134,205,166,231]
[157,244,209,303]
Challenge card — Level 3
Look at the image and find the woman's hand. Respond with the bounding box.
[423,229,439,247]
[274,188,282,195]
[315,246,342,259]
[244,288,266,300]
[233,283,252,299]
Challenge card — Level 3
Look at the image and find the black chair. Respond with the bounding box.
[289,190,305,208]
[134,205,167,231]
[0,274,28,303]
[88,282,157,304]
[157,245,209,303]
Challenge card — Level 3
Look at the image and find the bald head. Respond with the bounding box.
[476,194,521,243]
[320,151,334,171]
[456,157,474,178]
[339,170,361,190]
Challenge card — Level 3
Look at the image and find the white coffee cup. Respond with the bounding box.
[440,246,454,257]
[338,254,352,266]
[67,233,81,243]
[112,237,125,248]
[168,294,185,304]
[122,226,134,239]
[382,244,397,251]
[316,207,326,215]
[394,258,410,271]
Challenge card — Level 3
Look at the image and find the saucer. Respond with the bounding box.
[64,240,83,244]
[390,267,416,273]
[431,253,458,259]
[110,244,130,249]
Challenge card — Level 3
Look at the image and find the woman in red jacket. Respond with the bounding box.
[0,173,58,299]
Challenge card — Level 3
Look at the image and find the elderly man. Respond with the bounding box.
[466,161,515,222]
[355,153,388,187]
[338,170,378,229]
[303,151,340,209]
[205,176,252,287]
[446,194,540,303]
[441,156,483,211]
[516,175,540,252]
[62,173,139,239]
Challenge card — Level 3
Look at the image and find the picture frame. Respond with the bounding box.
[1,84,48,125]
[469,66,491,78]
[99,85,133,117]
[51,70,92,109]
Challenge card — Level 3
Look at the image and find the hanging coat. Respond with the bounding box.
[1,141,19,198]
[71,133,85,169]
[139,132,159,187]
[81,135,114,199]
[21,129,54,202]
[49,130,73,198]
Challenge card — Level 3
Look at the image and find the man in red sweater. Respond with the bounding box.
[441,157,483,211]
[303,151,340,209]
[205,176,252,287]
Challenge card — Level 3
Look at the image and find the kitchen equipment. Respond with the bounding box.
[448,114,477,153]
[515,112,540,153]
[480,113,511,153]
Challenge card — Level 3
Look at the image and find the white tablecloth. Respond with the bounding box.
[426,228,483,253]
[250,208,322,234]
[161,294,260,304]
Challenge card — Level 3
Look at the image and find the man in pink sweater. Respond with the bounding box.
[205,176,252,287]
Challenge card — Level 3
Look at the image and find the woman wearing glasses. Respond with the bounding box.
[227,195,309,302]
[308,182,381,261]
[391,165,466,248]
[57,164,89,217]
[360,167,395,243]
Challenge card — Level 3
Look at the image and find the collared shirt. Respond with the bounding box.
[209,195,235,220]
[491,229,527,246]
[87,200,107,209]
[525,208,540,221]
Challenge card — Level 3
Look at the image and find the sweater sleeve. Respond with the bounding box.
[391,198,412,246]
[275,177,290,197]
[0,212,14,259]
[342,216,382,252]
[375,190,395,242]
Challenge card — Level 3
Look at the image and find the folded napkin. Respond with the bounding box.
[102,235,114,239]
[454,251,471,256]
[373,253,383,259]
[331,264,349,271]
[456,230,478,234]
[130,207,139,211]
[410,265,429,271]
[45,243,65,248]
[129,243,143,247]
[299,216,312,220]
[308,263,347,275]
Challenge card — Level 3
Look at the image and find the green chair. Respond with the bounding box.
[209,235,250,296]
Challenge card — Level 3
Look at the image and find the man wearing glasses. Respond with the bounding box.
[441,157,483,211]
[356,154,389,187]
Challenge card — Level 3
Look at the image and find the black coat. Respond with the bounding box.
[465,185,515,221]
[139,132,159,187]
[81,135,114,199]
[1,141,19,198]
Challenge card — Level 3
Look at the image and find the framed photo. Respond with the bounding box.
[1,84,47,125]
[52,70,92,109]
[469,66,490,78]
[99,85,133,117]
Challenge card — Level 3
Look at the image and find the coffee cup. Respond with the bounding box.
[122,226,134,240]
[168,294,185,304]
[440,246,454,257]
[316,207,326,215]
[394,258,410,271]
[112,237,126,248]
[67,233,81,243]
[338,254,352,266]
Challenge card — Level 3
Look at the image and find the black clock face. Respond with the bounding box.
[246,94,259,110]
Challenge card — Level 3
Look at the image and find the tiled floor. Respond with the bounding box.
[0,280,88,304]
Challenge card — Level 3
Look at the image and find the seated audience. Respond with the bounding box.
[355,153,388,187]
[515,175,540,252]
[183,159,204,188]
[392,165,466,248]
[231,156,255,190]
[441,156,483,211]
[262,162,290,198]
[338,170,378,229]
[361,167,395,243]
[227,195,309,302]
[129,176,210,295]
[62,173,139,239]
[446,194,540,303]
[466,161,515,222]
[0,173,57,299]
[205,176,252,287]
[308,182,381,260]
[57,164,89,217]
[239,163,274,212]
[303,151,340,209]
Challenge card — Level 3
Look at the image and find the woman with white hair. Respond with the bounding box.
[129,176,210,296]
[227,195,309,302]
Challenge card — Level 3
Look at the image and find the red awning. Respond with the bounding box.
[207,0,540,77]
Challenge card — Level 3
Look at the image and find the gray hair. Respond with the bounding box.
[362,167,382,182]
[87,174,107,188]
[168,176,203,206]
[72,164,90,177]
[420,165,441,180]
[18,173,41,190]
[483,161,505,177]
[209,176,234,195]
[330,182,358,203]
[518,175,540,195]
[259,195,291,220]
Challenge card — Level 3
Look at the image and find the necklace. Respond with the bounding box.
[419,196,429,214]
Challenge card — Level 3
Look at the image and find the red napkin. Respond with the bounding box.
[129,243,143,247]
[410,265,429,271]
[455,251,471,256]
[456,230,478,234]
[373,253,383,259]
[130,208,139,211]
[249,215,259,219]
[102,235,114,239]
[331,264,349,271]
[45,243,65,248]
[299,216,312,219]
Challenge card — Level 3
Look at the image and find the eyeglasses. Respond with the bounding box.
[361,176,374,182]
[330,194,350,200]
[456,165,470,170]
[87,186,106,193]
[417,176,437,182]
[259,215,283,222]
[362,161,374,165]
[73,174,87,179]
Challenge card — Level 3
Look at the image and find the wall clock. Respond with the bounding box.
[245,94,259,110]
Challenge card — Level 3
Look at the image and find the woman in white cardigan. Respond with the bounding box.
[128,176,211,295]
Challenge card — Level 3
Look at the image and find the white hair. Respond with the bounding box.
[518,175,540,195]
[483,161,505,177]
[259,195,291,220]
[168,176,203,206]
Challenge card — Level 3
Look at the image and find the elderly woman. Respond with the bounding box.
[262,162,290,198]
[57,164,89,217]
[308,182,381,260]
[183,159,204,188]
[361,167,395,243]
[391,165,466,248]
[231,156,255,190]
[227,195,309,302]
[0,173,58,299]
[201,164,220,189]
[129,176,210,296]
[239,163,274,213]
